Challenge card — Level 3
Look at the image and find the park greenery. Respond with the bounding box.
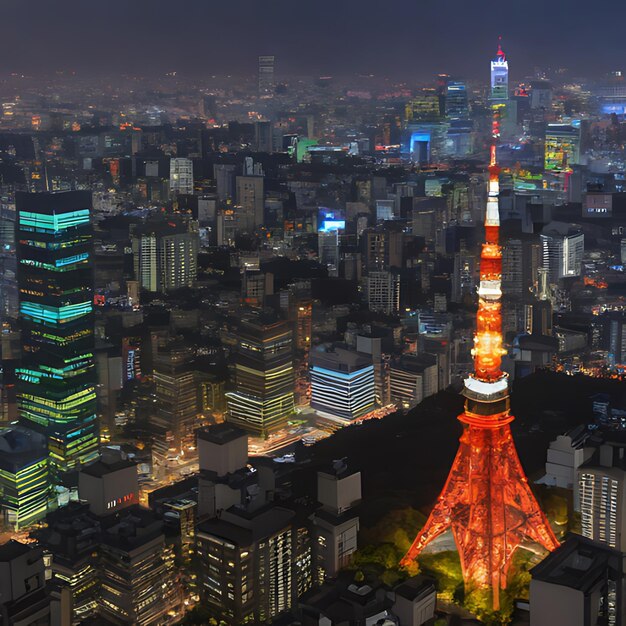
[348,506,543,625]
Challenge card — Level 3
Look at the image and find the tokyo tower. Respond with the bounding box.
[401,95,559,609]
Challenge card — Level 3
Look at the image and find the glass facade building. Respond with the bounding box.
[15,191,99,482]
[226,314,294,436]
[0,428,49,529]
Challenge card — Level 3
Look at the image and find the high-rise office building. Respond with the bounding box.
[235,175,264,230]
[0,427,48,529]
[501,238,542,299]
[15,191,99,481]
[490,39,509,101]
[195,423,314,625]
[0,192,17,323]
[540,222,584,283]
[258,55,275,96]
[452,250,477,303]
[310,346,375,422]
[255,120,273,153]
[389,354,439,411]
[318,230,340,277]
[153,342,198,449]
[366,270,401,315]
[99,508,181,624]
[530,79,553,110]
[579,439,626,552]
[363,226,403,271]
[445,80,470,120]
[241,270,274,306]
[405,90,443,122]
[226,313,295,436]
[544,124,581,171]
[197,506,295,625]
[38,502,101,623]
[214,164,237,201]
[602,311,626,366]
[169,158,194,195]
[131,218,199,293]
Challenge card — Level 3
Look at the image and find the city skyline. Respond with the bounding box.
[0,12,624,625]
[0,0,625,79]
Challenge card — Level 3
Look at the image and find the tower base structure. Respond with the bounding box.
[401,379,559,610]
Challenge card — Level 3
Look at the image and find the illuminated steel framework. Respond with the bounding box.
[16,192,99,479]
[401,143,559,609]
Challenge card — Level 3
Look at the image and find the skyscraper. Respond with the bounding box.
[131,217,199,293]
[490,38,509,101]
[197,507,295,625]
[540,222,584,283]
[579,439,626,552]
[214,164,237,201]
[169,158,194,195]
[98,508,181,624]
[446,80,470,120]
[226,313,295,436]
[366,270,401,315]
[235,175,264,230]
[258,55,275,96]
[318,230,340,277]
[153,341,198,449]
[15,191,99,482]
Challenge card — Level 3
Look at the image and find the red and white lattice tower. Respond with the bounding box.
[400,137,559,610]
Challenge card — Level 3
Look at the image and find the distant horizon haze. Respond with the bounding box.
[0,0,623,81]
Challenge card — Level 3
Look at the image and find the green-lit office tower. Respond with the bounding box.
[226,312,295,436]
[15,191,99,483]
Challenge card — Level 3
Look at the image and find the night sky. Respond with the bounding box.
[0,0,623,79]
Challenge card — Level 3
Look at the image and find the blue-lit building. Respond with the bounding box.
[310,346,375,421]
[404,90,448,164]
[15,191,99,487]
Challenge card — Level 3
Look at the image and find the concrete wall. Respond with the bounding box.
[198,433,247,477]
[318,471,361,514]
[530,580,585,626]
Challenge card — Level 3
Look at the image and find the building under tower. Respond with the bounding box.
[15,191,99,491]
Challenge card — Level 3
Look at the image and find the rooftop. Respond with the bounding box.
[530,534,621,594]
[0,540,33,562]
[197,423,247,445]
[394,575,437,602]
[310,344,372,373]
[80,458,136,478]
[197,505,294,547]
